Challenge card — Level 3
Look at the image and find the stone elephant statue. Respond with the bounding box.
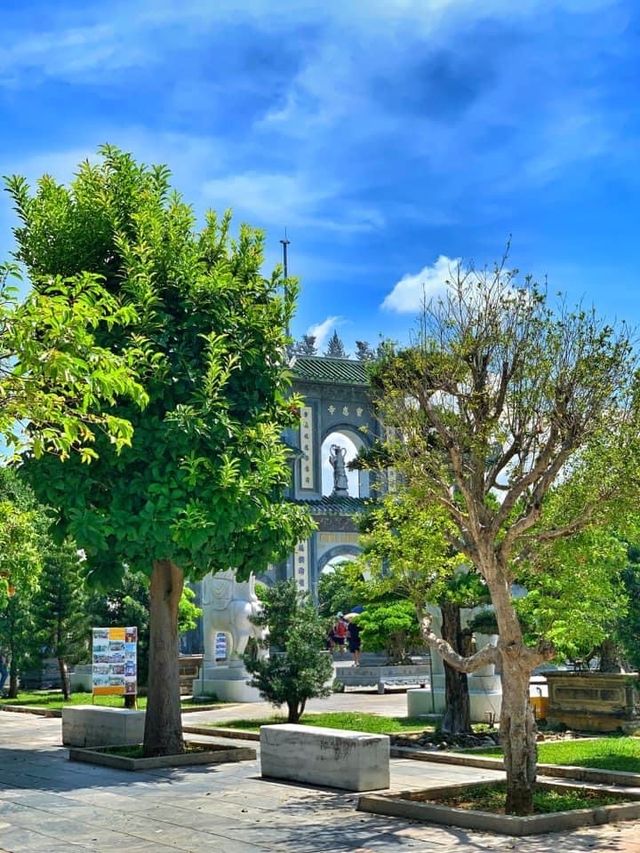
[201,570,267,663]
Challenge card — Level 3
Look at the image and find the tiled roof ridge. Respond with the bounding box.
[291,355,370,386]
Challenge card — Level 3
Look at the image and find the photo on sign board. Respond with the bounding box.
[124,678,137,694]
[93,654,110,664]
[93,628,109,640]
[125,628,137,642]
[109,641,125,652]
[124,643,136,654]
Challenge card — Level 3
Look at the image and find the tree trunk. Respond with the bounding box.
[599,638,623,673]
[143,559,184,757]
[500,648,537,815]
[8,659,18,699]
[440,602,472,735]
[58,657,70,700]
[287,700,302,723]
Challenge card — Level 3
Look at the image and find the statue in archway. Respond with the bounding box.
[329,444,349,497]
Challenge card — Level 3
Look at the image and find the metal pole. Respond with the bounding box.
[280,230,291,340]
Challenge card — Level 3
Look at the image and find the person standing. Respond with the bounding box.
[347,618,361,666]
[0,652,8,693]
[332,613,348,653]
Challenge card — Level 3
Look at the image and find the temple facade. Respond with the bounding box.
[261,354,381,597]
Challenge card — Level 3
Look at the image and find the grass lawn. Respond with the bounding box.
[1,691,222,711]
[208,711,434,734]
[430,782,624,814]
[463,737,640,773]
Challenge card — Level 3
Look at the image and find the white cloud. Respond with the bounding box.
[306,316,344,350]
[382,255,461,313]
[202,171,382,233]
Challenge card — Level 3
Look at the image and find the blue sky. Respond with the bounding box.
[1,0,639,352]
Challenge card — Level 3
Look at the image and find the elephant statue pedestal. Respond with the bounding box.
[193,657,263,702]
[192,570,266,702]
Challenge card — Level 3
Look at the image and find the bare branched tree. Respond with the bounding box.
[373,260,640,814]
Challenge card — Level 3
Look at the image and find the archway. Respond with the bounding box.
[321,428,370,498]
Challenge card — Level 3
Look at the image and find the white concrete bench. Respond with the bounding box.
[62,705,145,748]
[260,724,390,791]
[335,664,430,694]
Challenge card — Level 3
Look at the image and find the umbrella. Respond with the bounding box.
[343,612,360,621]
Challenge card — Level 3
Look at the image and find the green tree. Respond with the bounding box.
[355,340,375,361]
[325,330,347,358]
[0,469,50,696]
[355,599,420,662]
[614,545,640,670]
[32,542,89,700]
[372,262,640,814]
[0,261,146,460]
[244,579,333,722]
[354,491,487,733]
[317,563,360,618]
[14,148,313,756]
[292,335,317,356]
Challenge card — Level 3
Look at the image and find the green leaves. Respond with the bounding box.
[0,264,146,459]
[15,147,312,583]
[244,580,333,716]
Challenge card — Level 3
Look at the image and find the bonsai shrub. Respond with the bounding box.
[244,580,333,723]
[357,599,421,663]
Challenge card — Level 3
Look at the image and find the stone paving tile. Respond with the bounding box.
[2,711,640,852]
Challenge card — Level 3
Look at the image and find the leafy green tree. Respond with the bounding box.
[0,261,146,460]
[245,579,333,722]
[15,148,313,755]
[615,545,640,670]
[317,563,360,618]
[31,542,89,700]
[356,599,420,662]
[292,335,317,356]
[354,491,486,732]
[0,469,50,696]
[372,263,640,814]
[355,341,375,361]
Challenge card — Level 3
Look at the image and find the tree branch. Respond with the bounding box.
[420,615,499,673]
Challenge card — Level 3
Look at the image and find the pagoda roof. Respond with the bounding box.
[291,356,370,386]
[294,496,372,516]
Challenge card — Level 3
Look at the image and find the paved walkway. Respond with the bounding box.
[185,690,411,726]
[1,711,640,852]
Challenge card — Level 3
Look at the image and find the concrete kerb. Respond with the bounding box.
[69,741,256,771]
[358,779,640,836]
[0,704,62,717]
[183,724,260,741]
[391,745,640,788]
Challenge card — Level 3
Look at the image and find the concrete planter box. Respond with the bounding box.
[69,741,256,771]
[390,745,640,787]
[358,780,640,836]
[62,705,145,747]
[545,671,640,733]
[261,724,390,791]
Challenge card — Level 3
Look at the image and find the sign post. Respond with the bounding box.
[92,627,138,704]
